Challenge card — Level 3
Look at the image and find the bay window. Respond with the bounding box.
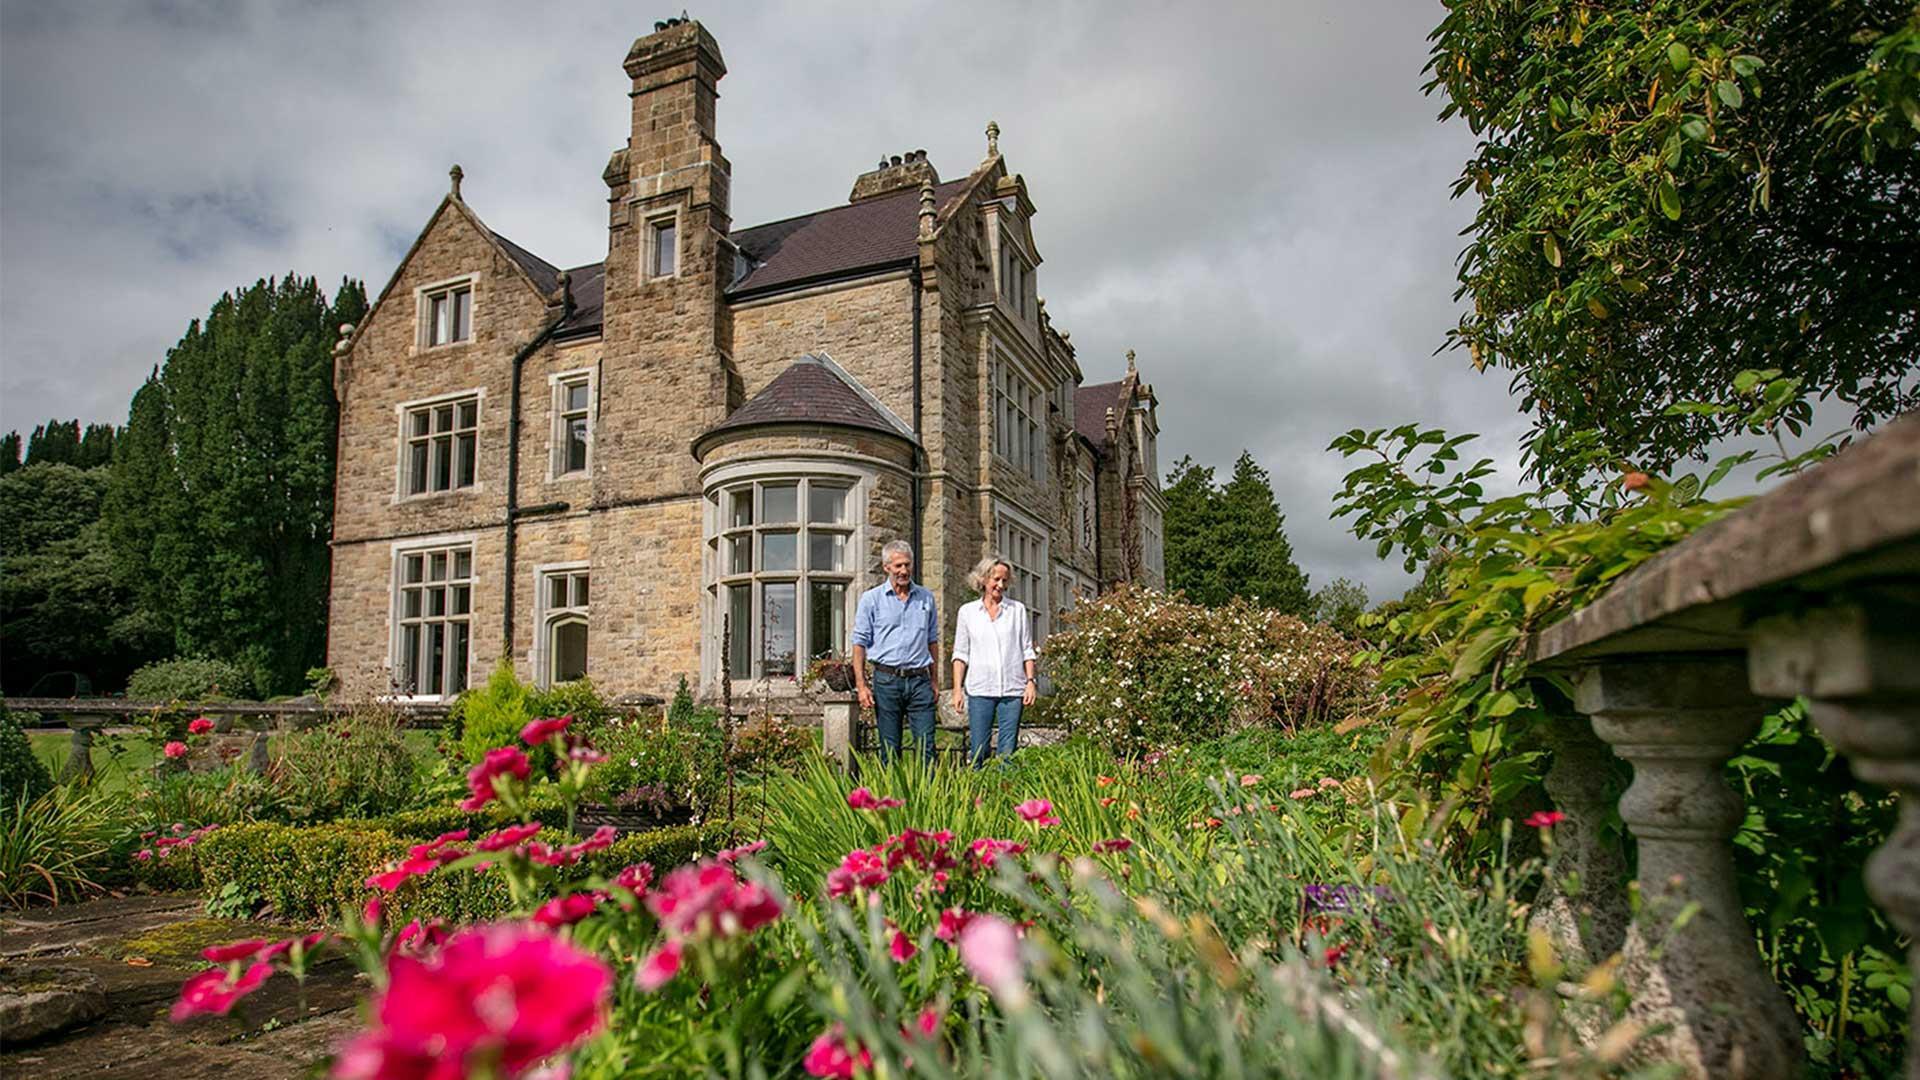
[711,477,855,679]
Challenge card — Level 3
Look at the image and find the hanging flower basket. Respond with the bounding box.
[805,657,856,693]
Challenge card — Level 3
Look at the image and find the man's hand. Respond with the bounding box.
[858,683,875,710]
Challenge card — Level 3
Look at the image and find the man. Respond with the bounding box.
[851,539,942,764]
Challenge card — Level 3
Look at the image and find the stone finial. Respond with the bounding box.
[449,164,464,199]
[1104,406,1118,440]
[333,321,355,355]
[557,269,573,311]
[338,322,355,338]
[918,178,936,240]
[1126,348,1137,373]
[985,120,1000,157]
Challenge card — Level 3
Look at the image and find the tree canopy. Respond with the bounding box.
[1161,452,1312,615]
[1428,0,1920,483]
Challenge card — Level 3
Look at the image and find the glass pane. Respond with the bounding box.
[435,405,454,432]
[426,623,446,695]
[572,574,588,607]
[456,433,475,488]
[566,382,589,412]
[410,411,430,437]
[451,585,470,615]
[730,488,753,528]
[553,620,588,683]
[808,485,846,524]
[432,436,452,491]
[809,582,846,660]
[399,625,421,693]
[458,400,477,429]
[762,531,797,572]
[549,575,569,611]
[452,289,471,342]
[427,586,446,617]
[408,443,428,494]
[428,552,447,581]
[654,222,676,276]
[567,418,588,471]
[454,549,471,579]
[762,582,796,676]
[403,588,422,618]
[729,536,751,574]
[404,554,424,584]
[808,531,844,572]
[728,585,752,677]
[763,483,797,524]
[430,295,447,345]
[448,622,470,693]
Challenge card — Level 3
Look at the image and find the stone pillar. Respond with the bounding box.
[58,716,110,785]
[821,697,857,771]
[1575,657,1802,1079]
[1529,718,1630,975]
[1751,600,1920,1080]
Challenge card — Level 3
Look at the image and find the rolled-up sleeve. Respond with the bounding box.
[1020,603,1038,662]
[851,589,875,648]
[951,605,972,666]
[925,592,940,644]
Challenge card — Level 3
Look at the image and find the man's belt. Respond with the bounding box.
[871,662,930,679]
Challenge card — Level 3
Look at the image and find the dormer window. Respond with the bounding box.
[421,278,474,346]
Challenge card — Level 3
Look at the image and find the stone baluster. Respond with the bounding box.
[1574,657,1802,1078]
[58,716,109,785]
[821,696,857,771]
[1529,718,1631,974]
[1751,600,1920,1080]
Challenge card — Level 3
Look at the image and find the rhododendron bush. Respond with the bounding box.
[1048,587,1374,753]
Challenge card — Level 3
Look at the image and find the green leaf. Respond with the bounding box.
[1715,79,1743,109]
[1680,118,1709,141]
[1667,42,1691,73]
[1486,691,1521,718]
[1542,232,1562,267]
[1730,55,1763,77]
[1452,626,1518,682]
[1657,178,1682,220]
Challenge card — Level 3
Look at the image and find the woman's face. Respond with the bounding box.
[985,564,1010,602]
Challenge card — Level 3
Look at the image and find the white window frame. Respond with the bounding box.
[416,274,477,348]
[389,536,477,700]
[993,353,1045,481]
[394,388,484,501]
[534,562,590,688]
[707,471,862,682]
[643,210,681,281]
[1141,505,1165,580]
[547,368,594,480]
[993,501,1050,644]
[998,234,1034,320]
[1075,462,1096,552]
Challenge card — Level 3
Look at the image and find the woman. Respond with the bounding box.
[950,555,1037,766]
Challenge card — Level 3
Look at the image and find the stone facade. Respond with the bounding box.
[325,19,1168,705]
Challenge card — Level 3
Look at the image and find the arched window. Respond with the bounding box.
[538,567,589,686]
[709,477,856,680]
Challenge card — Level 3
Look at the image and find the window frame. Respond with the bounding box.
[548,368,595,481]
[993,502,1050,645]
[390,537,476,700]
[992,354,1046,481]
[535,562,590,688]
[705,471,864,683]
[394,388,484,501]
[1075,461,1097,552]
[644,211,681,281]
[417,274,477,348]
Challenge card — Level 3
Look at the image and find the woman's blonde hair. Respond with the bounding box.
[967,555,1013,594]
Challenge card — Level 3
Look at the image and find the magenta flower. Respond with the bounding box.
[520,715,573,746]
[648,862,782,938]
[332,924,610,1080]
[461,747,531,811]
[889,926,918,962]
[958,914,1026,1003]
[1525,810,1567,829]
[200,939,270,964]
[968,837,1028,869]
[634,938,683,992]
[1014,799,1060,828]
[613,862,654,900]
[717,839,768,864]
[171,962,273,1021]
[802,1024,873,1079]
[478,822,544,852]
[163,741,188,760]
[187,717,215,736]
[847,787,903,811]
[531,892,603,928]
[1091,837,1133,854]
[934,907,976,943]
[825,847,889,897]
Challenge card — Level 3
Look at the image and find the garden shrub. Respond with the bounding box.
[274,707,433,822]
[126,656,254,702]
[0,784,124,907]
[452,659,537,767]
[1049,586,1371,753]
[583,704,726,816]
[532,677,618,729]
[732,715,815,777]
[0,705,53,805]
[368,783,572,839]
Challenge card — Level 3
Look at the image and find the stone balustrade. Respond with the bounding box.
[1524,413,1920,1078]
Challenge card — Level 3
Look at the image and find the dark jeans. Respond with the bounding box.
[872,668,936,765]
[965,694,1022,767]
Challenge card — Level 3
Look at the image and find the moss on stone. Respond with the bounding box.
[111,917,300,964]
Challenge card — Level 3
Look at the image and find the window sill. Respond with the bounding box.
[391,485,486,506]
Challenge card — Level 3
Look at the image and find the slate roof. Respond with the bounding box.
[729,178,970,296]
[696,354,914,455]
[1075,380,1127,451]
[493,230,561,296]
[555,262,605,340]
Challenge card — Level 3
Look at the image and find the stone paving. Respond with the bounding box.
[0,894,365,1079]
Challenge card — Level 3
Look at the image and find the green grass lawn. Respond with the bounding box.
[27,729,442,794]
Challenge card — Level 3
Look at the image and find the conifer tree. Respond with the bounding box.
[1161,451,1312,615]
[0,433,19,476]
[1162,456,1222,604]
[25,419,81,466]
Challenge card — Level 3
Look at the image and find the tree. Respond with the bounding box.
[0,433,20,476]
[1428,1,1920,484]
[1311,577,1368,636]
[107,274,367,695]
[1160,451,1312,615]
[24,419,81,467]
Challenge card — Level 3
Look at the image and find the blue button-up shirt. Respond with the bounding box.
[851,581,939,668]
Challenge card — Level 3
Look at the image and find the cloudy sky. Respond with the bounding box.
[0,0,1535,600]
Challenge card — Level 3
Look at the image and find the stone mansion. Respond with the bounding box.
[325,18,1167,703]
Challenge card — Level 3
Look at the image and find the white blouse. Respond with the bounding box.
[951,598,1038,698]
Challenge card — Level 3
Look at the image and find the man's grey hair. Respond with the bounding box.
[967,555,1012,593]
[881,539,914,566]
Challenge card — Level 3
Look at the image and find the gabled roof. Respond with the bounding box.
[493,231,562,296]
[1075,380,1128,450]
[728,178,970,296]
[694,354,914,458]
[554,261,605,341]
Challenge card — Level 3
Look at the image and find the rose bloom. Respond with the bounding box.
[163,741,188,760]
[1525,810,1567,829]
[462,747,532,811]
[333,924,611,1080]
[187,717,215,735]
[520,715,572,746]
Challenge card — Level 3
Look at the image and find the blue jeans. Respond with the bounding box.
[872,669,936,765]
[965,694,1023,767]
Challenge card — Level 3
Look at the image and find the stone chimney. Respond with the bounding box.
[850,149,939,203]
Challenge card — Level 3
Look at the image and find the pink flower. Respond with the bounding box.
[133,849,153,862]
[392,919,450,958]
[461,747,531,811]
[1239,774,1262,787]
[365,855,443,892]
[520,715,573,746]
[847,787,903,811]
[889,927,918,962]
[826,847,890,897]
[259,932,329,962]
[171,962,273,1021]
[532,892,603,928]
[802,1024,873,1079]
[361,897,384,926]
[1288,787,1317,800]
[908,1006,940,1040]
[201,939,270,964]
[1014,799,1060,828]
[1525,810,1567,829]
[968,837,1027,869]
[478,822,544,852]
[717,839,768,864]
[187,717,215,736]
[648,863,782,939]
[1318,778,1341,790]
[613,863,654,899]
[958,914,1025,1002]
[332,924,610,1080]
[163,741,188,760]
[934,907,976,943]
[634,939,683,992]
[1091,837,1133,854]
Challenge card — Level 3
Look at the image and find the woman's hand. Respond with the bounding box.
[1022,680,1037,706]
[951,687,965,714]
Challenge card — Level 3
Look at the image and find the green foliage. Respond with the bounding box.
[1160,452,1312,613]
[275,709,437,822]
[454,658,537,766]
[1427,0,1919,482]
[1048,586,1369,753]
[126,655,254,702]
[18,419,116,470]
[1310,577,1369,637]
[0,708,52,805]
[366,783,572,839]
[0,783,124,907]
[106,275,368,694]
[0,432,18,476]
[137,764,291,831]
[535,677,618,728]
[583,707,725,814]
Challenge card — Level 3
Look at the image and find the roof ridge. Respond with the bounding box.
[732,177,972,237]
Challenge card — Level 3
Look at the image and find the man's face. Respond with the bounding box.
[885,552,914,588]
